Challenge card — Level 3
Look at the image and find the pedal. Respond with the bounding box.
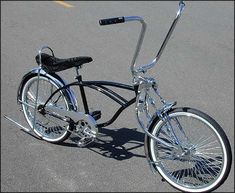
[89,110,101,121]
[77,137,95,147]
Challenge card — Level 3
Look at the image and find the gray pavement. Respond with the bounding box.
[1,1,234,192]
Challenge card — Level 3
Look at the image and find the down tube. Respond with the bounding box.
[97,97,136,128]
[82,81,137,127]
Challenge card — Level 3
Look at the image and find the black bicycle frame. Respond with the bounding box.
[42,74,138,128]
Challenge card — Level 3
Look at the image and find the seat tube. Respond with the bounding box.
[76,73,89,114]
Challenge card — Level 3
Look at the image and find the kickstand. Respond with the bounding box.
[3,115,42,140]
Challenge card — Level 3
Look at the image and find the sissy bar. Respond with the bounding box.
[4,45,54,136]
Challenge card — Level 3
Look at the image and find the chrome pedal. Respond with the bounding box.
[77,137,95,147]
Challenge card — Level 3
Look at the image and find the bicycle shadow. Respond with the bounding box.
[63,127,146,161]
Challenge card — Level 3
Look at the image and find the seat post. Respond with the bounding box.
[75,66,81,80]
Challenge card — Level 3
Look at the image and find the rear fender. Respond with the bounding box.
[17,67,78,111]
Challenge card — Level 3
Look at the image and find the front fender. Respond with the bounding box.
[144,106,177,173]
[144,113,160,174]
[17,67,78,110]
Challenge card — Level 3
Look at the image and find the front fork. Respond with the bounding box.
[135,76,177,149]
[135,77,181,174]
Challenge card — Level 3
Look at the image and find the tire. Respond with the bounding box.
[146,107,232,192]
[21,74,74,143]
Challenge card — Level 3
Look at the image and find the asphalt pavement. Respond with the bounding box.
[1,1,234,192]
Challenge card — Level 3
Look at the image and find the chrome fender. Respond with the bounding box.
[144,114,161,175]
[144,105,176,174]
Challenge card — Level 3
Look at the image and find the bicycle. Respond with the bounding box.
[4,1,232,192]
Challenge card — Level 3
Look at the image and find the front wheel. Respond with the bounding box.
[146,107,232,192]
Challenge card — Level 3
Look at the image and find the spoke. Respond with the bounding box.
[159,155,176,160]
[197,159,218,178]
[194,152,223,164]
[194,136,214,148]
[50,83,54,95]
[157,146,173,155]
[172,117,190,142]
[194,164,207,183]
[27,91,36,101]
[192,136,207,148]
[196,140,219,150]
[193,155,220,177]
[158,131,176,146]
[196,146,221,151]
[160,128,173,140]
[196,151,222,156]
[176,170,181,183]
[166,119,182,146]
[181,168,185,181]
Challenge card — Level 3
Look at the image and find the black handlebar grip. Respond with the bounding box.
[99,17,125,26]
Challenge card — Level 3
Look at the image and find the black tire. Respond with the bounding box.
[20,74,75,143]
[146,107,232,192]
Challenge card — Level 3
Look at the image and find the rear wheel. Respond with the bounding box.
[21,74,74,143]
[147,107,232,192]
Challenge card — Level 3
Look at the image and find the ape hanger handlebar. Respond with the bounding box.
[99,1,185,77]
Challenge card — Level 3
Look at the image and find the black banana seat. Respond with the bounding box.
[35,53,92,73]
